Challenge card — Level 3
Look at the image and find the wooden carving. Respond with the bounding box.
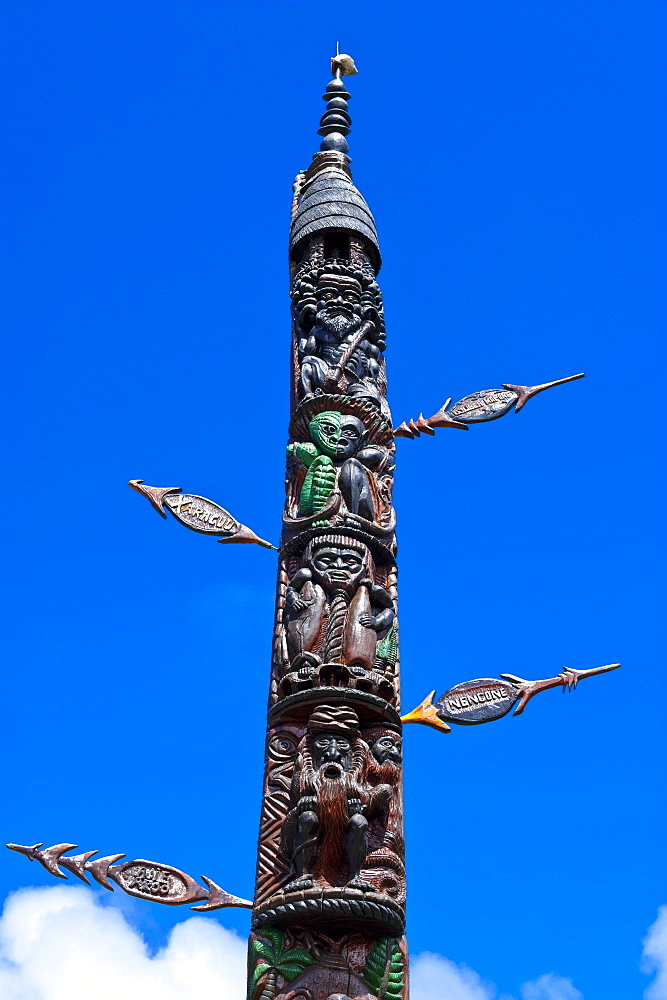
[250,61,408,1000]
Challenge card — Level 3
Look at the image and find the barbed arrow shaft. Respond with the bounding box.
[6,841,252,912]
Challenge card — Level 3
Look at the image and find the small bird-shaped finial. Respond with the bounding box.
[331,48,358,77]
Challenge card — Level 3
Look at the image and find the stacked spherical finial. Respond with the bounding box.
[318,76,352,154]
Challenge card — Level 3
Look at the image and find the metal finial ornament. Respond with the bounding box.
[8,58,619,1000]
[318,59,354,153]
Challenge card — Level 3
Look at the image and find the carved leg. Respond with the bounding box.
[300,357,328,399]
[300,360,316,397]
[344,813,374,891]
[284,810,318,891]
[339,459,375,521]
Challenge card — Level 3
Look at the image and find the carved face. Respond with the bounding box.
[309,410,341,458]
[337,415,365,459]
[308,412,365,460]
[316,284,362,335]
[312,732,353,775]
[311,545,365,589]
[371,734,402,766]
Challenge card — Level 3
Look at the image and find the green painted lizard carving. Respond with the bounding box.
[288,409,385,524]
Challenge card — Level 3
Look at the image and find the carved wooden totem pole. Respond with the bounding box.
[248,54,407,1000]
[7,51,620,1000]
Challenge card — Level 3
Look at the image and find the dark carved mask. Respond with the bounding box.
[311,732,353,776]
[336,415,365,459]
[371,734,402,766]
[311,544,365,590]
[316,285,362,335]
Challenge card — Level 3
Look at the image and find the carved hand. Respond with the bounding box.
[358,613,378,630]
[347,797,364,817]
[297,796,318,814]
[290,597,313,613]
[373,786,393,812]
[343,512,370,528]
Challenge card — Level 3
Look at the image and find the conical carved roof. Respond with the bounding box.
[289,70,381,271]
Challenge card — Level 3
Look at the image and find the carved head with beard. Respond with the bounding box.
[315,273,363,339]
[369,732,402,769]
[298,705,368,878]
[366,729,404,855]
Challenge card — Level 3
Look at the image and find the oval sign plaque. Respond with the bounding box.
[113,860,201,905]
[164,493,240,536]
[447,389,517,423]
[436,677,519,725]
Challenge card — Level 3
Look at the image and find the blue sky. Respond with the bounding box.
[2,2,664,999]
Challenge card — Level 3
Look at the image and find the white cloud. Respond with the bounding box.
[0,885,247,1000]
[409,954,583,1000]
[643,905,667,999]
[410,951,496,999]
[520,973,583,1000]
[0,885,591,1000]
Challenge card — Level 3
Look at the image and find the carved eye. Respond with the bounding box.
[269,731,298,760]
[346,294,356,303]
[324,292,333,300]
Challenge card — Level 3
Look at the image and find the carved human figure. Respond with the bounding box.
[366,731,404,858]
[288,410,385,522]
[298,273,382,404]
[284,535,394,686]
[280,706,392,893]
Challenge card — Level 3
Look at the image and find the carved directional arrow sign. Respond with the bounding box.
[128,480,278,550]
[6,841,253,912]
[394,373,584,438]
[401,663,620,734]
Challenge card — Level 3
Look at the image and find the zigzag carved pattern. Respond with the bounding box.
[255,789,291,903]
[255,745,296,903]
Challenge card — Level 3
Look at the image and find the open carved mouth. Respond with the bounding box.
[322,764,343,780]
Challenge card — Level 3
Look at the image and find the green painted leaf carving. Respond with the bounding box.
[280,948,313,966]
[277,963,306,982]
[249,927,313,999]
[377,619,399,665]
[259,927,283,953]
[251,962,270,994]
[253,942,275,962]
[362,937,405,1000]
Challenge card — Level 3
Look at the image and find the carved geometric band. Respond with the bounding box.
[268,686,402,727]
[252,888,405,936]
[289,394,395,448]
[280,525,395,565]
